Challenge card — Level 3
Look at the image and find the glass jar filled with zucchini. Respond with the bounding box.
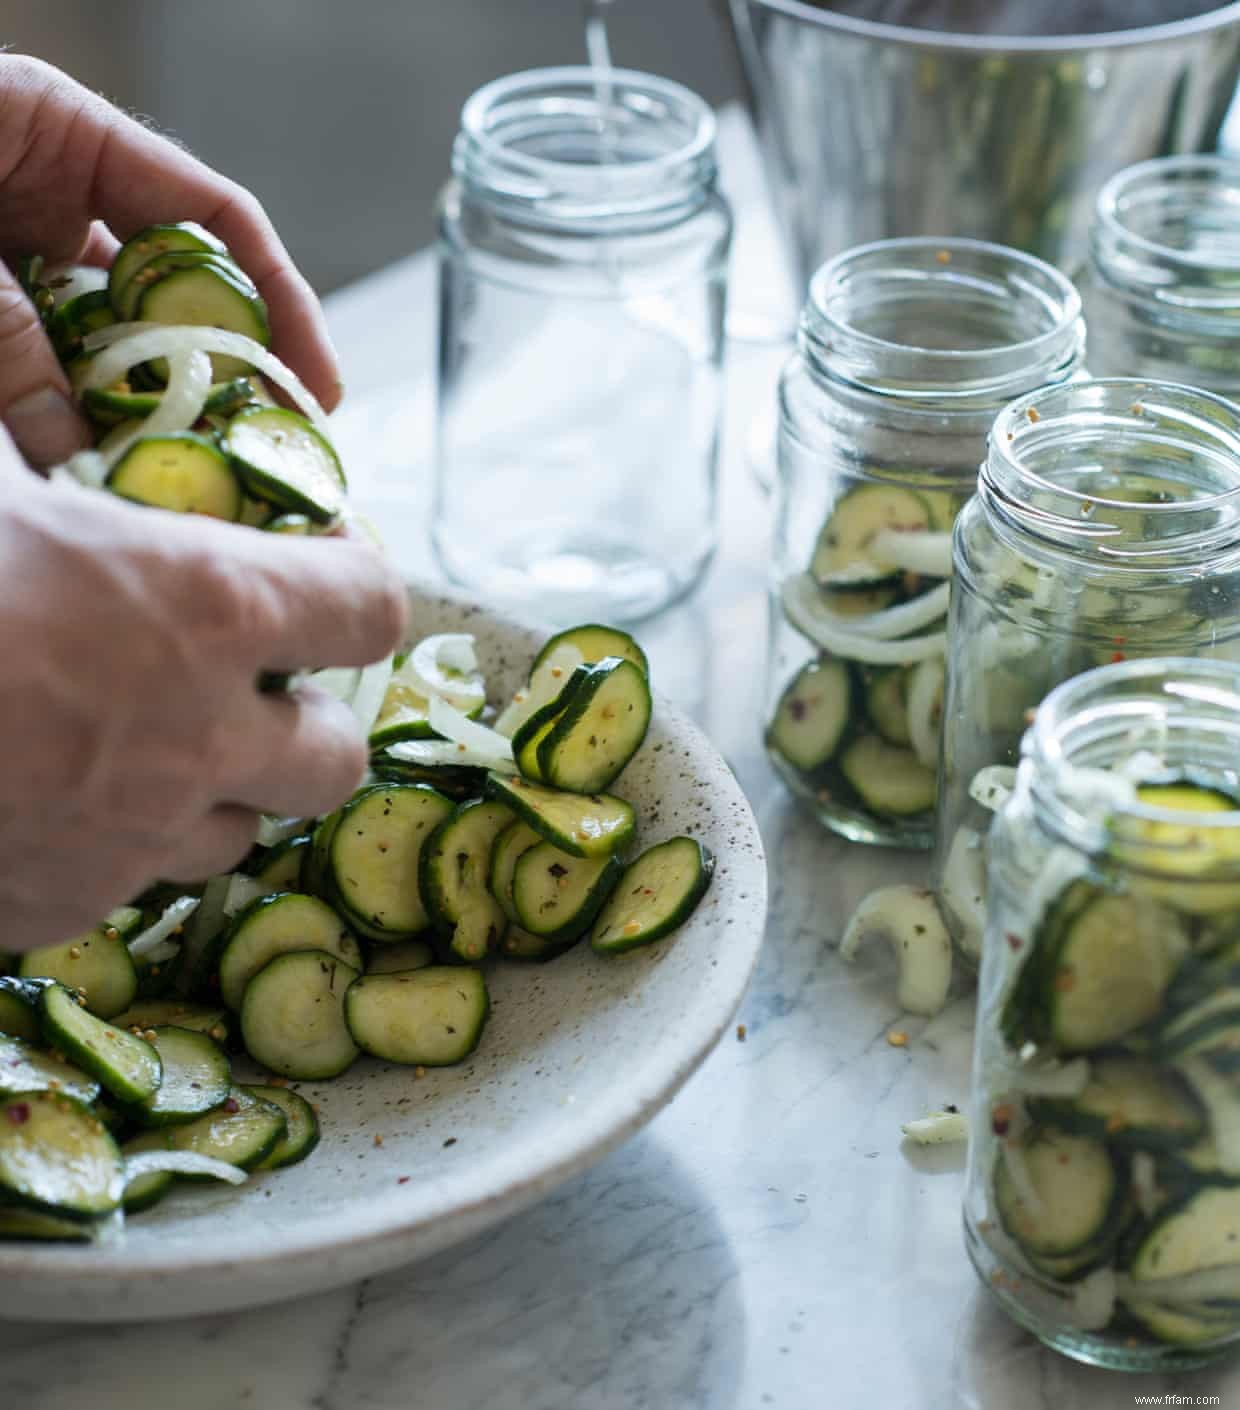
[937,380,1240,962]
[765,238,1083,847]
[965,657,1240,1370]
[1078,156,1240,393]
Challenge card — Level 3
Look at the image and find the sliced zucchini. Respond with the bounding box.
[1128,1185,1240,1291]
[535,657,652,794]
[1116,782,1240,916]
[485,773,635,859]
[18,924,138,1019]
[250,834,311,892]
[344,966,489,1066]
[420,800,514,963]
[498,926,573,963]
[364,939,435,976]
[0,1034,100,1105]
[837,735,936,816]
[225,407,345,525]
[994,1128,1122,1258]
[218,892,359,1012]
[489,821,542,925]
[1029,1056,1205,1150]
[1125,1299,1238,1347]
[822,582,902,617]
[531,625,649,677]
[766,658,851,773]
[368,756,488,803]
[119,249,249,321]
[108,432,243,521]
[512,842,622,948]
[0,988,42,1042]
[38,984,161,1104]
[367,654,485,748]
[511,666,589,781]
[110,999,231,1047]
[120,1131,176,1213]
[48,288,114,361]
[329,784,455,939]
[0,1206,96,1241]
[864,668,911,747]
[0,1090,124,1217]
[132,1026,231,1127]
[240,949,360,1080]
[166,1085,287,1173]
[108,222,226,315]
[82,375,255,428]
[590,837,714,954]
[247,1084,321,1170]
[810,484,933,585]
[300,809,343,899]
[137,258,270,380]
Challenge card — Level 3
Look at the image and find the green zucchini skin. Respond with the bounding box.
[239,951,360,1081]
[18,926,138,1020]
[531,625,648,678]
[420,800,513,964]
[0,1089,125,1219]
[535,657,652,795]
[484,773,636,859]
[246,1085,321,1170]
[511,843,623,948]
[38,985,162,1105]
[766,657,854,775]
[344,967,489,1067]
[590,838,715,954]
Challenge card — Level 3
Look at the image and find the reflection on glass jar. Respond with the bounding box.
[936,380,1240,963]
[1079,155,1240,393]
[965,657,1240,1371]
[764,238,1083,849]
[434,66,731,625]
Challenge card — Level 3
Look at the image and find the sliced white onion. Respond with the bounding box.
[1008,1057,1091,1098]
[782,574,947,665]
[349,655,396,738]
[786,573,950,642]
[223,873,269,917]
[906,657,945,769]
[840,885,952,1016]
[1177,1057,1240,1175]
[386,739,498,770]
[408,634,485,712]
[255,815,307,848]
[870,528,954,578]
[98,347,213,470]
[46,263,108,307]
[128,896,200,960]
[1131,1152,1161,1220]
[311,667,362,707]
[123,1149,247,1187]
[51,449,109,490]
[969,766,1017,812]
[427,695,515,770]
[136,938,181,967]
[939,826,987,962]
[82,324,330,442]
[901,1110,968,1145]
[1069,1266,1117,1332]
[494,643,584,737]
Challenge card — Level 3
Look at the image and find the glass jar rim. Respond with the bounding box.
[800,237,1083,404]
[1027,656,1240,870]
[982,377,1240,565]
[453,66,717,227]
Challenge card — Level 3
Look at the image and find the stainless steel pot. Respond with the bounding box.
[723,1,1240,283]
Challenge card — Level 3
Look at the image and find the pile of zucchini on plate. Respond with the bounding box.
[0,225,713,1243]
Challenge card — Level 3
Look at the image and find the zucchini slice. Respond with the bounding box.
[489,820,542,925]
[511,666,589,781]
[590,837,715,954]
[0,1207,96,1241]
[0,1090,124,1218]
[48,288,114,361]
[365,939,436,976]
[250,834,311,893]
[120,1131,176,1213]
[485,773,636,859]
[132,1026,231,1127]
[1117,781,1240,916]
[1128,1185,1240,1289]
[531,625,649,677]
[39,984,162,1104]
[0,986,40,1042]
[225,407,345,525]
[329,784,455,939]
[535,657,652,794]
[247,1085,321,1170]
[994,1128,1122,1258]
[18,924,137,1019]
[1125,1300,1238,1347]
[766,658,851,773]
[863,668,911,747]
[810,484,934,585]
[421,799,514,963]
[0,1034,100,1105]
[512,842,623,948]
[240,949,360,1080]
[110,999,231,1046]
[108,222,226,315]
[344,966,489,1066]
[1029,1056,1205,1150]
[218,892,359,1012]
[166,1085,287,1173]
[837,734,936,816]
[108,432,243,521]
[120,249,250,321]
[136,258,270,379]
[82,375,255,428]
[367,655,485,748]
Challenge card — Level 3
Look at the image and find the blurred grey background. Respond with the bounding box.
[0,1,742,294]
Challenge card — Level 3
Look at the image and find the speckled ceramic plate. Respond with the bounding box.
[0,581,766,1322]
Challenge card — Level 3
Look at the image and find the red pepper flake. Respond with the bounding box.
[1113,635,1127,647]
[1054,968,1076,993]
[991,1103,1013,1137]
[1110,652,1126,664]
[397,1175,411,1185]
[1005,932,1023,952]
[223,1096,241,1115]
[6,1102,30,1125]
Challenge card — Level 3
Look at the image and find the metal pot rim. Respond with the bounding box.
[743,0,1240,52]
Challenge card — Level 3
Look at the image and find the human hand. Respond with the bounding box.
[0,54,342,468]
[0,448,408,951]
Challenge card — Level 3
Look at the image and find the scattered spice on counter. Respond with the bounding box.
[736,1024,747,1042]
[887,1030,908,1048]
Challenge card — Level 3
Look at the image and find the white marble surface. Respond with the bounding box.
[7,113,1240,1410]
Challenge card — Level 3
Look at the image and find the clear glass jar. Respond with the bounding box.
[965,656,1240,1371]
[936,380,1240,963]
[764,238,1083,849]
[1079,155,1240,394]
[433,66,731,624]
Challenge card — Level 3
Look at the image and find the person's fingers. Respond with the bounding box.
[159,803,261,883]
[219,684,369,819]
[0,260,92,468]
[75,220,120,269]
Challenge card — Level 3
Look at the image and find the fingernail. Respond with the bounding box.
[5,386,92,468]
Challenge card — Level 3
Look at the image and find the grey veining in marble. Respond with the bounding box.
[6,110,1240,1410]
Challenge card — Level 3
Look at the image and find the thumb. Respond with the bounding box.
[0,260,92,469]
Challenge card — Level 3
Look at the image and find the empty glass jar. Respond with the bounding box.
[965,656,1240,1371]
[764,237,1083,848]
[434,66,731,624]
[936,380,1240,962]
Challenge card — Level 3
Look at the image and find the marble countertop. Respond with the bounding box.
[7,115,1240,1410]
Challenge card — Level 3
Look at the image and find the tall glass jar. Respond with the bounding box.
[764,238,1083,849]
[434,66,731,624]
[936,380,1240,962]
[1079,155,1240,393]
[965,656,1240,1371]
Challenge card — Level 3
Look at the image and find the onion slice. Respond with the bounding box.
[969,766,1017,813]
[939,827,987,963]
[870,528,954,577]
[427,695,515,770]
[223,873,269,917]
[495,643,584,737]
[840,885,952,1016]
[97,347,213,470]
[349,655,396,738]
[906,657,945,769]
[901,1110,968,1145]
[128,896,200,960]
[409,634,485,712]
[782,574,948,665]
[123,1150,247,1187]
[255,815,307,849]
